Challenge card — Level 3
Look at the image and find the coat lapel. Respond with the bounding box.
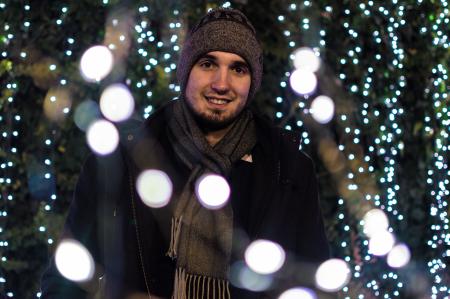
[247,118,281,239]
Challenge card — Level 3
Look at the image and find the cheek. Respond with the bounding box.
[185,79,201,102]
[237,80,251,98]
[186,72,208,96]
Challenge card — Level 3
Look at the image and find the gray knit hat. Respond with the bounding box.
[177,8,263,101]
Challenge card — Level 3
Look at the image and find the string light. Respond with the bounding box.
[282,1,450,298]
[425,2,450,296]
[325,1,409,297]
[0,3,59,296]
[132,4,182,120]
[0,58,17,299]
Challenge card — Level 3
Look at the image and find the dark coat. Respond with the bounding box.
[40,102,330,299]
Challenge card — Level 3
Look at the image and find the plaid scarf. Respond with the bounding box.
[166,99,257,298]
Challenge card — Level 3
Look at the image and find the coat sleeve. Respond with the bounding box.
[40,154,102,299]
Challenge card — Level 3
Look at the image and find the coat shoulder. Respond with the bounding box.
[276,127,314,171]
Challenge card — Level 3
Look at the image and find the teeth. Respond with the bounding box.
[207,97,228,104]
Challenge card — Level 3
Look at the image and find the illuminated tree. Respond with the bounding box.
[0,0,449,298]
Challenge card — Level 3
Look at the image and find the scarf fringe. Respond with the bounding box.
[172,268,231,299]
[167,216,183,259]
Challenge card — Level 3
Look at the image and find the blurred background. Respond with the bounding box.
[0,0,449,298]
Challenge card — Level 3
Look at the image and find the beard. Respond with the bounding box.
[185,101,243,132]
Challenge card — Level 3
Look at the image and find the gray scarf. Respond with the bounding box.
[166,99,257,298]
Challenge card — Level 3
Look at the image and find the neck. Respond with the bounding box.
[204,125,232,147]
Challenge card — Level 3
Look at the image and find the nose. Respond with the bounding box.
[211,68,230,94]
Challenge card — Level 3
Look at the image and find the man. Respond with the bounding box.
[41,7,330,299]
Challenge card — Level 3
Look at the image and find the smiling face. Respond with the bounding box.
[185,51,251,131]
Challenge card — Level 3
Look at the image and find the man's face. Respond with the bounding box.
[185,51,251,130]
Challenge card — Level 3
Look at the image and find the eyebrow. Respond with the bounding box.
[231,60,249,69]
[198,54,249,68]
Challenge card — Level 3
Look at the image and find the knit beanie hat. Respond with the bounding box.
[177,8,263,101]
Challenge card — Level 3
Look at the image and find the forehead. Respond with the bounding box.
[199,51,247,64]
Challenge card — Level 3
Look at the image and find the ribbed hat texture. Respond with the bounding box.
[177,8,263,101]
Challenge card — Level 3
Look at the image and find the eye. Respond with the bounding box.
[233,65,249,75]
[198,60,214,69]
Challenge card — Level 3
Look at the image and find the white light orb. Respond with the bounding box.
[369,231,395,256]
[387,243,411,268]
[310,96,335,124]
[293,47,321,72]
[137,169,173,208]
[363,209,389,237]
[80,45,114,82]
[195,174,230,209]
[55,239,94,282]
[289,69,317,95]
[315,258,351,292]
[244,239,286,275]
[86,120,119,155]
[279,287,317,299]
[100,84,135,122]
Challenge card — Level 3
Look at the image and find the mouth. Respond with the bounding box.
[205,96,231,105]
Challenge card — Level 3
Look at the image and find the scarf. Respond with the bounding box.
[166,99,257,298]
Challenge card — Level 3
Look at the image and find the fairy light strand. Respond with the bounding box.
[425,1,450,297]
[333,1,408,297]
[283,1,421,297]
[0,3,29,297]
[132,2,182,119]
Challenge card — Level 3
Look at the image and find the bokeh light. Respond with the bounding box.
[310,95,335,124]
[363,209,389,237]
[244,239,286,274]
[387,243,411,268]
[55,239,94,282]
[80,45,114,82]
[100,83,135,122]
[43,88,72,122]
[278,287,317,299]
[315,258,351,292]
[86,119,119,155]
[369,231,395,256]
[289,69,317,95]
[195,174,230,209]
[293,47,321,72]
[229,261,273,292]
[136,169,173,208]
[74,100,101,131]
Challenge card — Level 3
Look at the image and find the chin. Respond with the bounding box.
[194,112,237,132]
